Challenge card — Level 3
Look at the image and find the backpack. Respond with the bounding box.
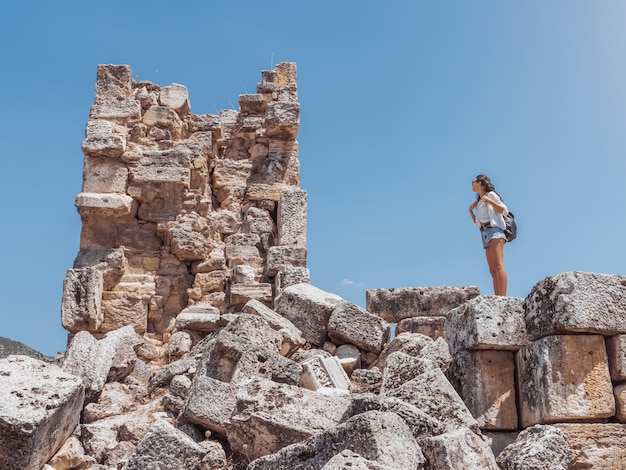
[503,211,517,242]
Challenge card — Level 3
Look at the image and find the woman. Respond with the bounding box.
[468,174,508,296]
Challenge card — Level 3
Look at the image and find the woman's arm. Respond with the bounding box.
[482,193,508,214]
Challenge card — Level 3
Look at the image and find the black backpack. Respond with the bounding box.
[503,212,517,242]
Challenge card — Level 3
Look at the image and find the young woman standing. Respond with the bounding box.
[468,174,509,296]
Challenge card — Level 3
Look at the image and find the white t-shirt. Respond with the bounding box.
[475,191,508,230]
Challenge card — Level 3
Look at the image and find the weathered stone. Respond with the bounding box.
[180,375,238,435]
[397,316,446,339]
[420,427,498,470]
[517,334,615,427]
[242,299,305,356]
[242,206,275,235]
[239,93,271,115]
[247,411,425,469]
[366,286,480,323]
[175,304,221,332]
[445,295,529,355]
[277,189,306,246]
[49,435,93,470]
[606,334,626,382]
[90,100,142,123]
[124,419,205,470]
[419,336,452,370]
[496,424,572,470]
[274,283,343,346]
[335,344,361,375]
[446,350,518,430]
[300,355,350,391]
[223,313,283,352]
[275,266,310,296]
[266,245,307,276]
[230,283,273,308]
[0,356,84,470]
[62,267,104,333]
[525,271,626,340]
[225,233,263,267]
[76,192,137,218]
[142,105,183,138]
[166,330,194,357]
[226,376,352,461]
[101,291,149,334]
[82,157,129,194]
[350,368,383,394]
[380,352,438,394]
[554,423,626,469]
[264,101,300,139]
[246,183,294,202]
[82,121,126,158]
[94,64,133,104]
[369,332,435,371]
[615,382,626,422]
[384,368,480,433]
[159,83,190,115]
[327,301,390,354]
[82,382,140,423]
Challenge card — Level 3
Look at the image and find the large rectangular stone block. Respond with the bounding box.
[517,334,615,427]
[446,350,518,430]
[61,267,104,333]
[555,423,626,469]
[366,286,480,323]
[277,189,306,246]
[327,301,390,354]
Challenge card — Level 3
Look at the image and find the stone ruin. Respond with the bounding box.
[1,63,626,469]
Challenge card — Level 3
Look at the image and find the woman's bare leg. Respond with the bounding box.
[485,238,507,296]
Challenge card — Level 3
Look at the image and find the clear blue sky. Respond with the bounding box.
[2,1,626,356]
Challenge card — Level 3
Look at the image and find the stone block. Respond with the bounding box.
[226,376,352,461]
[335,344,361,375]
[366,286,480,323]
[101,291,149,334]
[496,425,572,470]
[159,83,190,115]
[266,245,307,276]
[605,334,626,382]
[94,64,133,104]
[275,266,310,296]
[277,189,306,246]
[384,368,479,433]
[517,334,615,427]
[180,375,239,436]
[223,313,283,352]
[124,419,205,470]
[369,332,435,370]
[397,316,446,339]
[225,233,263,268]
[421,427,498,470]
[327,301,390,353]
[247,411,424,470]
[175,304,221,332]
[446,350,518,430]
[245,183,293,202]
[129,166,190,185]
[300,355,350,391]
[554,423,626,469]
[274,283,343,346]
[614,382,626,422]
[264,101,300,139]
[230,283,273,308]
[0,356,84,470]
[239,93,270,115]
[242,206,275,235]
[445,295,529,355]
[75,192,137,218]
[82,132,126,159]
[90,100,141,123]
[525,271,626,340]
[380,352,438,394]
[61,267,104,333]
[82,157,129,193]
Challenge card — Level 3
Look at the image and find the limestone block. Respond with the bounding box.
[482,431,519,459]
[0,356,84,470]
[420,427,498,470]
[142,105,183,137]
[76,192,137,218]
[554,423,626,469]
[223,313,283,352]
[82,120,126,158]
[350,368,383,394]
[614,382,626,422]
[445,295,529,355]
[445,350,518,430]
[226,376,352,461]
[525,271,626,340]
[230,283,273,308]
[90,100,141,123]
[300,355,351,391]
[264,101,300,139]
[148,354,195,391]
[159,83,190,115]
[82,157,129,193]
[225,233,263,267]
[180,375,239,436]
[369,332,435,370]
[335,344,361,375]
[315,451,394,470]
[139,146,194,166]
[517,334,615,427]
[384,368,479,433]
[496,424,572,470]
[94,64,133,104]
[397,316,446,339]
[366,286,480,323]
[124,419,205,470]
[247,410,424,470]
[266,245,307,276]
[274,283,343,346]
[275,62,298,84]
[243,206,275,235]
[231,265,257,283]
[239,93,270,115]
[130,165,190,185]
[62,326,142,401]
[606,334,626,382]
[175,304,221,332]
[275,266,310,296]
[328,301,391,354]
[246,183,293,202]
[101,291,149,334]
[199,330,302,385]
[166,330,194,357]
[211,209,242,235]
[242,299,306,356]
[49,435,93,470]
[419,336,452,370]
[277,189,307,246]
[61,267,104,332]
[380,352,438,394]
[212,158,253,202]
[165,224,211,262]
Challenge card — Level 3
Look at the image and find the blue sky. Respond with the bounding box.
[2,1,626,356]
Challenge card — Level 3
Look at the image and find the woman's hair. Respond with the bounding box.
[474,174,499,201]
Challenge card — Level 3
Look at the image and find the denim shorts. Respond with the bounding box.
[481,226,507,249]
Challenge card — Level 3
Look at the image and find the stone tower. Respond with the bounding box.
[61,63,308,351]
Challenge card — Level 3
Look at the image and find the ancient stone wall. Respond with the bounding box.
[61,63,309,349]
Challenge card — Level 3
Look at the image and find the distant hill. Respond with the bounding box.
[0,336,52,362]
